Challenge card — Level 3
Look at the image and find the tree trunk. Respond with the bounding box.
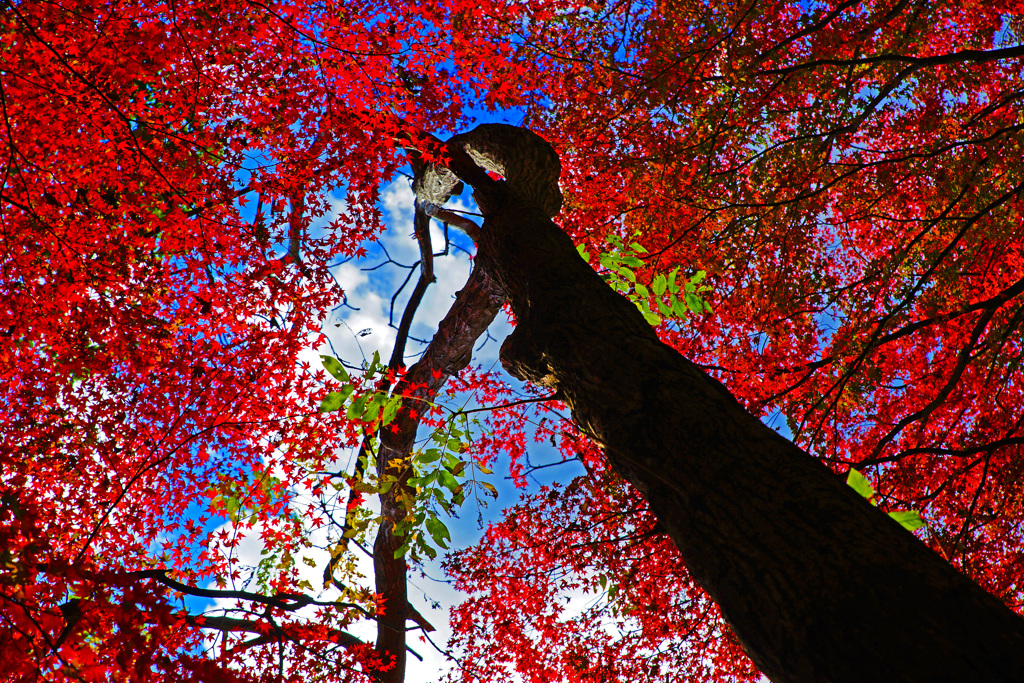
[438,124,1024,682]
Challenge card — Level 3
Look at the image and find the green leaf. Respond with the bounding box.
[425,516,451,547]
[634,283,649,299]
[576,244,590,262]
[363,392,385,420]
[347,393,369,420]
[691,270,707,284]
[642,311,661,326]
[437,470,460,492]
[620,255,644,268]
[393,543,410,559]
[667,267,679,293]
[889,510,926,531]
[381,395,401,425]
[846,469,876,500]
[320,355,350,382]
[319,391,346,413]
[224,496,240,522]
[651,274,667,297]
[684,293,704,314]
[671,297,689,318]
[629,241,647,253]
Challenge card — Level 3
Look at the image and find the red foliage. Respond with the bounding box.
[1,0,462,678]
[3,0,1024,680]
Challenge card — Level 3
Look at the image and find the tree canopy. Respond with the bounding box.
[2,0,1024,681]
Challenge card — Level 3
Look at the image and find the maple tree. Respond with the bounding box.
[3,0,1024,682]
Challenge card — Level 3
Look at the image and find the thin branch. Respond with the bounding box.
[456,393,562,415]
[113,569,377,619]
[764,44,1024,77]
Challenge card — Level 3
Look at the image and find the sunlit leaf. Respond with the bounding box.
[847,469,876,501]
[320,355,350,382]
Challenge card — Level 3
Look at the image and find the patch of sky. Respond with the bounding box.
[762,408,794,440]
[750,329,771,355]
[813,217,845,346]
[995,14,1022,49]
[942,89,970,109]
[851,76,914,114]
[304,180,481,368]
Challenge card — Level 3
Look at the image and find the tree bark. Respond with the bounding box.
[438,124,1024,682]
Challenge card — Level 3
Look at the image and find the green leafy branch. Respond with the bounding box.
[393,410,500,561]
[208,468,289,526]
[318,352,402,428]
[317,355,497,562]
[579,234,713,326]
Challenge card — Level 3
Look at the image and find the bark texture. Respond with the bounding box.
[442,124,1024,682]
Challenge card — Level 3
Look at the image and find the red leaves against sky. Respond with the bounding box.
[1,0,464,678]
[3,0,1024,681]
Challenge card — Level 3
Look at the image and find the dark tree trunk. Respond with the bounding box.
[430,124,1024,683]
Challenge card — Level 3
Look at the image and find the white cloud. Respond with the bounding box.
[322,260,397,367]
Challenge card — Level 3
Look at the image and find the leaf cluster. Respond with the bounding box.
[583,234,713,326]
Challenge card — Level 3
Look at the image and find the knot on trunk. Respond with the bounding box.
[500,316,558,387]
[413,124,562,218]
[448,124,562,217]
[412,165,463,207]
